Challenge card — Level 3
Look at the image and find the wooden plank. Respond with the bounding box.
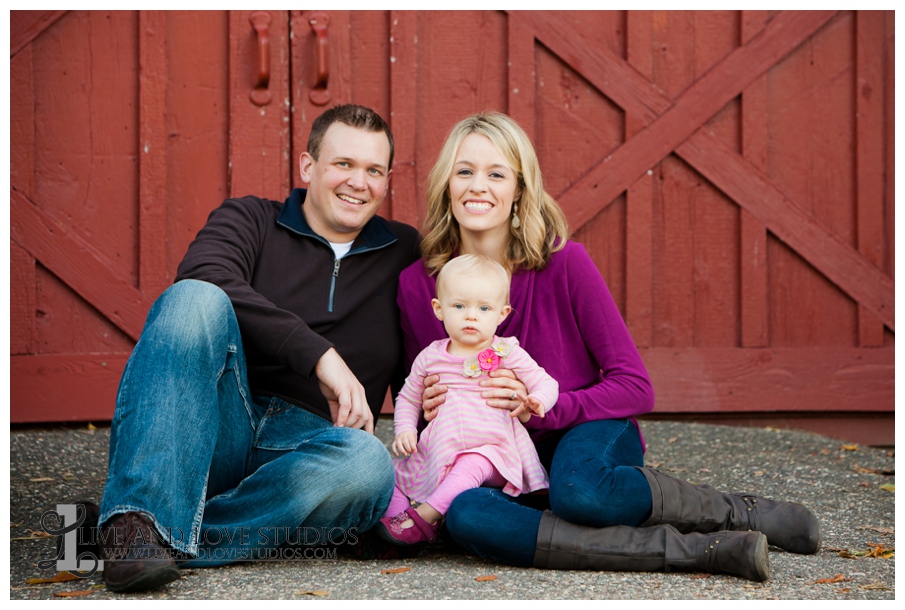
[10,189,152,341]
[676,129,895,331]
[855,10,886,346]
[506,12,536,139]
[740,10,769,347]
[139,10,169,299]
[389,10,418,226]
[229,10,290,200]
[10,10,66,57]
[550,10,837,231]
[624,10,654,347]
[639,347,894,414]
[10,354,130,423]
[10,44,35,198]
[884,12,895,284]
[10,243,37,354]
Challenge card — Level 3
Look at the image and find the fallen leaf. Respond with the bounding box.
[668,437,678,444]
[859,582,893,591]
[12,529,54,541]
[296,590,329,596]
[89,584,106,590]
[857,526,894,535]
[87,422,97,430]
[53,590,94,598]
[475,575,497,582]
[836,549,856,559]
[690,573,711,579]
[860,481,870,487]
[853,465,894,475]
[865,543,894,558]
[879,484,894,492]
[645,461,663,468]
[820,449,832,455]
[25,572,81,584]
[29,477,54,483]
[841,444,859,451]
[753,470,765,477]
[834,587,851,594]
[815,574,847,584]
[381,567,411,574]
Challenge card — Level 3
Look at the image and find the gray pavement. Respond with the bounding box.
[9,417,896,600]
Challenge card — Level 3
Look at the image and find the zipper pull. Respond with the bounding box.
[333,258,341,276]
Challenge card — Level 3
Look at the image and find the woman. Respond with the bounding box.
[396,112,820,581]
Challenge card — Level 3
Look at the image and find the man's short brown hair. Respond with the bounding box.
[307,104,395,168]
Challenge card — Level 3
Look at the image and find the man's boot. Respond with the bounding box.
[533,511,769,581]
[637,467,821,554]
[99,512,180,593]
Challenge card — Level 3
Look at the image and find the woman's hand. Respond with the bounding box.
[421,374,447,423]
[392,431,418,456]
[480,368,528,412]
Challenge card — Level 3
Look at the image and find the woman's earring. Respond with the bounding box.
[511,203,520,229]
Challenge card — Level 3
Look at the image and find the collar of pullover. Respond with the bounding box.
[277,188,399,252]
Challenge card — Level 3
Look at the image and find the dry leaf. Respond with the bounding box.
[857,526,894,535]
[820,449,832,455]
[12,530,54,541]
[475,575,497,582]
[815,574,846,584]
[87,422,97,430]
[645,461,663,468]
[753,470,765,477]
[667,437,678,444]
[296,590,329,597]
[25,572,81,584]
[29,477,54,483]
[853,465,894,475]
[879,484,894,492]
[841,444,859,451]
[834,587,851,594]
[865,543,894,558]
[859,582,893,591]
[690,573,711,579]
[381,567,411,574]
[53,590,94,598]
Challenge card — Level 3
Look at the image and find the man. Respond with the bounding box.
[97,105,420,593]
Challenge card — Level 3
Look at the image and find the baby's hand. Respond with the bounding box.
[510,393,545,422]
[392,431,418,456]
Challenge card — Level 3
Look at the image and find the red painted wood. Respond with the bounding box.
[10,10,66,57]
[10,354,130,422]
[389,10,418,225]
[676,130,894,331]
[884,12,894,284]
[552,10,837,231]
[740,11,769,348]
[640,347,894,414]
[10,243,37,355]
[507,13,536,140]
[139,11,170,299]
[855,11,886,347]
[11,189,152,341]
[10,46,35,199]
[229,10,290,200]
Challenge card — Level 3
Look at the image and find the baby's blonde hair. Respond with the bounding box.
[435,254,511,304]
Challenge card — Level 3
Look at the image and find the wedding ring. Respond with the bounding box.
[510,393,518,401]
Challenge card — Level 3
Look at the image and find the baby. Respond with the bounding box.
[376,254,558,545]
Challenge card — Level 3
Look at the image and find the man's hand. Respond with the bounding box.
[315,348,373,434]
[421,374,447,423]
[392,431,418,456]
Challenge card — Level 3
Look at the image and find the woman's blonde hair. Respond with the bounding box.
[420,112,570,274]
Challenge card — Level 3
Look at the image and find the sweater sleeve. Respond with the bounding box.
[526,244,655,433]
[175,197,333,378]
[504,343,559,416]
[393,347,430,436]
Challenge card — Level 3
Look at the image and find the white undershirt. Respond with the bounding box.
[329,240,354,260]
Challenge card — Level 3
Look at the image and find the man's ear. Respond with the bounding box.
[498,304,512,325]
[431,298,444,321]
[298,152,315,184]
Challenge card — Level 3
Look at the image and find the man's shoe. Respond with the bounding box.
[99,511,180,593]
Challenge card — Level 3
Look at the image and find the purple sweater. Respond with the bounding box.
[397,240,655,447]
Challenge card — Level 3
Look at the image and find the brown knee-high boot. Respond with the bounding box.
[533,511,769,582]
[636,467,821,554]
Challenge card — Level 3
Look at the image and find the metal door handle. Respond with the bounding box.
[249,11,272,106]
[308,12,330,105]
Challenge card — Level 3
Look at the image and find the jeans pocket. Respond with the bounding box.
[252,397,331,451]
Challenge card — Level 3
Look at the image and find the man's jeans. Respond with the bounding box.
[99,280,394,566]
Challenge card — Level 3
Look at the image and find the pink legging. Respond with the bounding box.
[385,453,507,517]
